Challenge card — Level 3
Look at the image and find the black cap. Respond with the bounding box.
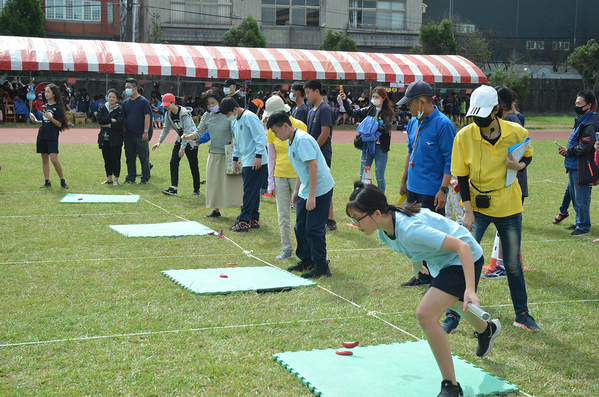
[223,78,237,87]
[397,81,434,105]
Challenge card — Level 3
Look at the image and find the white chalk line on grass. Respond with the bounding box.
[0,315,367,348]
[0,212,143,219]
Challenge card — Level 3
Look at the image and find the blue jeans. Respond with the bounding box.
[295,188,333,267]
[239,166,267,222]
[559,184,571,215]
[474,211,529,316]
[568,170,592,232]
[360,145,388,193]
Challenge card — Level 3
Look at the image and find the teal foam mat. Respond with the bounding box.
[60,193,141,203]
[110,221,214,237]
[274,340,518,397]
[162,266,317,295]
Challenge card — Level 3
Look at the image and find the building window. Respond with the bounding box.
[0,0,4,12]
[107,2,113,24]
[171,1,231,25]
[261,0,319,27]
[349,0,405,30]
[455,24,475,34]
[526,40,545,50]
[46,0,101,21]
[552,41,570,51]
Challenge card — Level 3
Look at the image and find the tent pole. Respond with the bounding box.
[177,76,180,96]
[105,73,108,94]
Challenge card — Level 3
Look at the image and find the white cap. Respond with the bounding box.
[466,85,498,118]
[263,95,291,119]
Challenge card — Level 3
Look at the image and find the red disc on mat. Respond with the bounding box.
[220,274,228,278]
[335,350,353,356]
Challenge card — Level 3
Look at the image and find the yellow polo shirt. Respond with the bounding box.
[451,119,533,218]
[266,116,306,178]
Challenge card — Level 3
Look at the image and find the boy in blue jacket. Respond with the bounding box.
[221,97,268,232]
[267,110,335,278]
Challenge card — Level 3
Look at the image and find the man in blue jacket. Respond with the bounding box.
[557,90,599,236]
[399,81,457,290]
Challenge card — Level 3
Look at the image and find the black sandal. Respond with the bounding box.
[552,212,569,225]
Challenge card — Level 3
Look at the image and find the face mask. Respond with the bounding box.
[223,87,231,95]
[105,95,108,102]
[575,105,588,115]
[289,92,296,102]
[371,98,380,106]
[227,115,236,122]
[125,88,133,96]
[474,113,494,128]
[414,101,424,119]
[208,105,220,113]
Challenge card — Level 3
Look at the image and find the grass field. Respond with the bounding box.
[0,140,598,396]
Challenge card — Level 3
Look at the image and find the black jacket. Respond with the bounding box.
[566,118,599,185]
[97,103,125,148]
[342,99,392,152]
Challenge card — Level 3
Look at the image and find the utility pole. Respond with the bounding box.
[574,0,579,47]
[131,0,138,42]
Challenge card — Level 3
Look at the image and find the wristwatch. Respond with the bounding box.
[439,186,449,194]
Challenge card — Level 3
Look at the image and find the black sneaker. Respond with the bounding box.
[301,264,332,279]
[438,380,463,397]
[161,187,178,196]
[475,319,502,357]
[571,228,589,236]
[325,219,337,232]
[193,190,200,195]
[200,179,206,185]
[140,180,148,185]
[250,219,260,229]
[229,221,250,232]
[40,180,51,188]
[205,210,221,218]
[124,180,135,184]
[402,276,431,287]
[60,179,69,189]
[565,224,576,230]
[287,259,313,272]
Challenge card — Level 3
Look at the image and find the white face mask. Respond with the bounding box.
[223,87,231,95]
[371,98,380,106]
[289,92,296,102]
[125,88,133,96]
[415,100,424,119]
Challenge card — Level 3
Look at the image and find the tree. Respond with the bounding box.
[319,30,359,52]
[567,39,599,91]
[456,31,491,66]
[0,0,46,37]
[417,19,457,55]
[221,15,267,48]
[487,68,530,100]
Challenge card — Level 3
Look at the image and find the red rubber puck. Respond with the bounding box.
[227,262,237,266]
[78,198,83,200]
[335,350,353,356]
[219,274,228,278]
[208,231,215,235]
[342,341,359,349]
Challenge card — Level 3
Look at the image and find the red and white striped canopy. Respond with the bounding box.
[0,35,486,84]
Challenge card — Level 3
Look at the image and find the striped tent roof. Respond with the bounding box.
[0,36,487,84]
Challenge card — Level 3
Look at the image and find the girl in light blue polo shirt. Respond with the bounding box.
[346,181,501,397]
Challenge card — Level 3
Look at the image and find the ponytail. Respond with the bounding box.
[346,180,420,218]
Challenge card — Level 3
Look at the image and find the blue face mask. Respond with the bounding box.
[125,88,133,96]
[289,92,296,102]
[226,115,236,122]
[223,87,231,95]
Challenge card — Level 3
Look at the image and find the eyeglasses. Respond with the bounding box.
[350,213,370,226]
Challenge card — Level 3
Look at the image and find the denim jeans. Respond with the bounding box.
[474,211,529,316]
[360,145,388,193]
[559,184,571,215]
[567,170,592,232]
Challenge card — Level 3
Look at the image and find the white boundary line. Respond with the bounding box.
[0,212,144,219]
[0,315,367,348]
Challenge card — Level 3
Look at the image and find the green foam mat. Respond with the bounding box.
[274,340,518,397]
[60,193,141,203]
[110,221,214,237]
[162,266,317,295]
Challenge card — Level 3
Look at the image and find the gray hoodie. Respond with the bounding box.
[158,106,196,150]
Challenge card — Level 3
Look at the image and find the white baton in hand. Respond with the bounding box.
[467,303,490,321]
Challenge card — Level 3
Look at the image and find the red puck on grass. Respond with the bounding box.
[342,341,359,349]
[227,262,237,266]
[220,274,228,278]
[208,231,215,235]
[336,350,353,356]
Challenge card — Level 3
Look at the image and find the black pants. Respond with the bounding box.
[170,141,200,191]
[124,136,150,182]
[101,143,122,178]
